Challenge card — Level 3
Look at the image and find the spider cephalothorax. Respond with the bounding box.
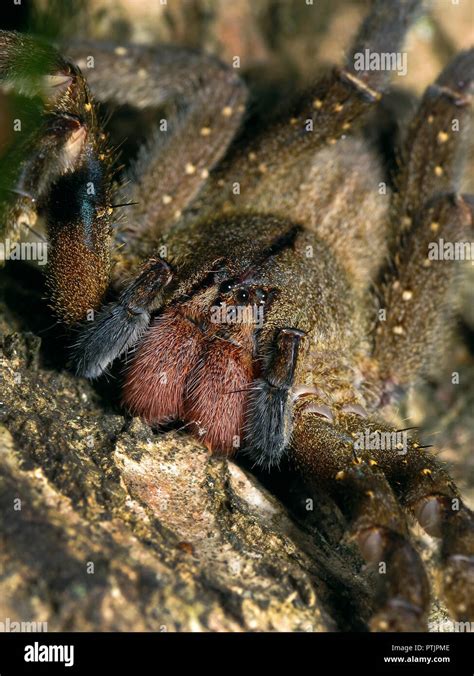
[1,0,473,632]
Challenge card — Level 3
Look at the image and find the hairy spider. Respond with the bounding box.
[0,0,473,632]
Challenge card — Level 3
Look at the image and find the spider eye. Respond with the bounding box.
[236,288,249,304]
[255,288,267,304]
[219,279,235,294]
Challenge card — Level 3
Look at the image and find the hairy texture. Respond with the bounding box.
[123,307,205,424]
[47,218,111,325]
[184,333,254,455]
[0,31,114,323]
[245,328,304,469]
[73,257,172,378]
[374,194,472,388]
[63,41,248,252]
[1,0,473,632]
[395,49,474,223]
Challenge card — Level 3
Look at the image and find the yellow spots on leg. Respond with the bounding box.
[162,194,172,205]
[422,258,432,268]
[427,114,434,124]
[217,179,225,187]
[137,68,147,79]
[313,98,323,110]
[84,102,92,112]
[174,209,182,220]
[248,151,257,162]
[333,103,344,113]
[335,470,346,481]
[185,162,196,175]
[369,459,378,467]
[258,163,268,174]
[200,169,209,179]
[402,216,412,228]
[434,165,444,177]
[421,468,433,477]
[328,138,337,145]
[200,126,211,136]
[290,117,298,126]
[96,206,113,218]
[393,325,405,336]
[402,290,413,301]
[437,130,449,144]
[114,46,128,56]
[342,122,351,131]
[430,221,440,233]
[365,490,375,499]
[98,153,106,161]
[392,280,400,290]
[221,106,233,117]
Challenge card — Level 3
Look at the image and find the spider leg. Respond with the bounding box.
[390,442,474,622]
[394,49,474,225]
[201,0,421,213]
[0,31,114,323]
[275,0,422,151]
[295,411,474,623]
[373,193,472,396]
[291,409,430,631]
[337,416,473,622]
[73,257,172,378]
[244,327,305,468]
[63,41,248,249]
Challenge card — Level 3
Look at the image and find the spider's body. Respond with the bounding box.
[1,0,473,632]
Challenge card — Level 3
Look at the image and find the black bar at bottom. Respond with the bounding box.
[0,631,472,675]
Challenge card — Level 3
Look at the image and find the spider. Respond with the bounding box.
[0,0,473,632]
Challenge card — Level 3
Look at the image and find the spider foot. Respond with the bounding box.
[291,411,431,631]
[414,495,474,620]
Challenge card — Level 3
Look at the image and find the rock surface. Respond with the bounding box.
[0,320,373,631]
[0,0,473,633]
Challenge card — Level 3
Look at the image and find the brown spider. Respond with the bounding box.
[0,0,473,632]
